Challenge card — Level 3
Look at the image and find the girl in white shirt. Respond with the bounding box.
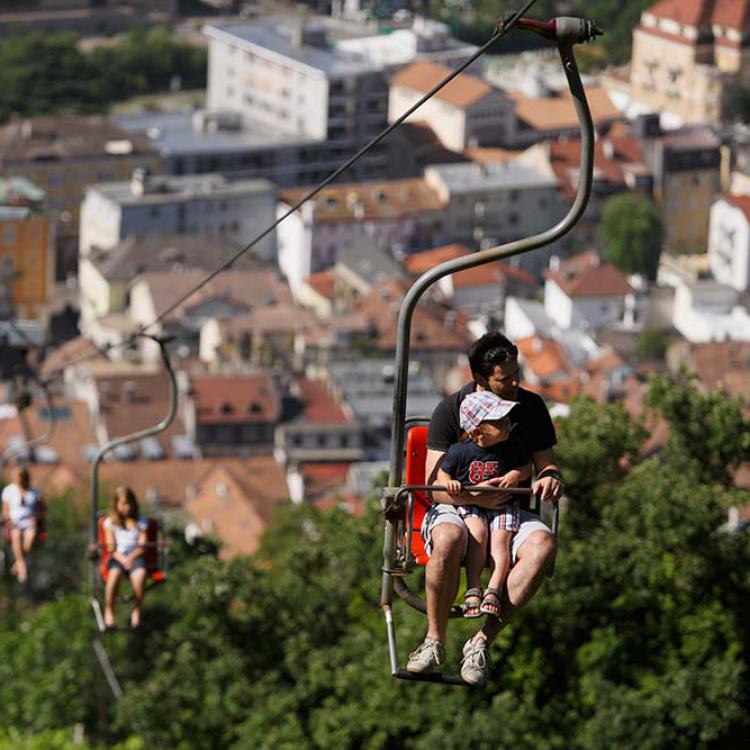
[2,466,40,583]
[104,486,148,629]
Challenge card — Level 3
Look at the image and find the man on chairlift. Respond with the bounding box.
[407,331,564,685]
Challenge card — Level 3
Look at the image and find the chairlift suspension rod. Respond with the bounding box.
[381,21,598,610]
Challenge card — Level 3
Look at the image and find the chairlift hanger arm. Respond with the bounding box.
[386,21,598,492]
[88,335,177,593]
[0,377,56,470]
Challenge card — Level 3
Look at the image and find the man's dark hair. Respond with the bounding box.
[468,331,518,378]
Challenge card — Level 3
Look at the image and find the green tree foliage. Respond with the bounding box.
[601,193,664,281]
[0,27,207,122]
[434,0,655,63]
[1,380,749,747]
[645,372,750,487]
[634,329,671,362]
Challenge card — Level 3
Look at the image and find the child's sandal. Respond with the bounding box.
[480,587,503,619]
[462,587,483,619]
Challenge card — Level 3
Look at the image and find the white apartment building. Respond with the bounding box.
[389,60,517,150]
[203,21,390,176]
[423,144,561,272]
[543,251,633,331]
[79,170,276,260]
[708,194,750,293]
[276,177,445,295]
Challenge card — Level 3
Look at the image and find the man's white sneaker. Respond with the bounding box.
[460,637,490,686]
[406,637,446,673]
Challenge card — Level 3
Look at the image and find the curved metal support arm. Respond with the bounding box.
[387,40,593,488]
[381,33,594,610]
[89,336,177,590]
[0,378,57,471]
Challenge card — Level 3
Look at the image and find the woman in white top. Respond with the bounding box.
[1,466,40,583]
[104,486,148,629]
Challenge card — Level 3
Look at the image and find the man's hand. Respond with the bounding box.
[533,475,564,502]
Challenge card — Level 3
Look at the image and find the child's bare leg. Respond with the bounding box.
[463,515,488,591]
[482,529,513,617]
[10,528,27,583]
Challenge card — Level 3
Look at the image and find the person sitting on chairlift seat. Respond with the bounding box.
[408,331,565,686]
[2,466,41,584]
[103,486,148,629]
[435,392,532,622]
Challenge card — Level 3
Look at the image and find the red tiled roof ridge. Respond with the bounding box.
[723,192,750,220]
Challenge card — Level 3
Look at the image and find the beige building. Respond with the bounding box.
[389,61,517,150]
[630,0,750,123]
[0,116,162,280]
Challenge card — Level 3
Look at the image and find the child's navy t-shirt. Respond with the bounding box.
[441,436,529,486]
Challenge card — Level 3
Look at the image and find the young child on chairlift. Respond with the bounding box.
[437,391,531,620]
[103,486,148,629]
[2,466,41,584]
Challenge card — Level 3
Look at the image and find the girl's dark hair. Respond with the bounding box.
[468,331,518,378]
[15,466,30,490]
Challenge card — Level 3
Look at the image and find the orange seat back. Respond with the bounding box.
[98,515,165,582]
[405,425,431,565]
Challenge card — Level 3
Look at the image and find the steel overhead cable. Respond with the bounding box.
[42,0,540,381]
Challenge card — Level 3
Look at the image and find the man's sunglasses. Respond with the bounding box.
[485,345,518,364]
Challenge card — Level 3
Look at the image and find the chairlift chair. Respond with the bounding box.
[88,334,176,633]
[379,12,600,685]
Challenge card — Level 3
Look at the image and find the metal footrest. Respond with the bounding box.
[393,669,473,687]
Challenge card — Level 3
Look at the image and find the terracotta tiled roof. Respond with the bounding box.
[517,335,573,380]
[185,459,289,558]
[544,250,633,298]
[93,364,187,454]
[647,0,713,27]
[305,271,336,301]
[403,244,472,275]
[391,61,493,110]
[712,0,750,32]
[217,304,317,336]
[300,463,351,502]
[278,178,444,223]
[723,193,750,221]
[550,133,651,201]
[293,378,349,424]
[508,85,620,132]
[0,400,94,474]
[190,373,281,425]
[355,277,470,352]
[137,269,293,323]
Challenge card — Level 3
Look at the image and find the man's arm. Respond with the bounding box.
[531,448,564,501]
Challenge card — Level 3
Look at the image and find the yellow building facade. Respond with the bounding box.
[0,179,55,321]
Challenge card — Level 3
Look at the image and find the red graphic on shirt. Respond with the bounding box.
[468,461,500,484]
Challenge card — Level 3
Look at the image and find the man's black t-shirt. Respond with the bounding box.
[441,437,529,486]
[428,384,556,456]
[428,384,556,511]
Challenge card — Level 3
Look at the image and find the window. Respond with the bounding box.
[3,226,17,246]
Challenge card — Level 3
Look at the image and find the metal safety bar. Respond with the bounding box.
[379,14,600,681]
